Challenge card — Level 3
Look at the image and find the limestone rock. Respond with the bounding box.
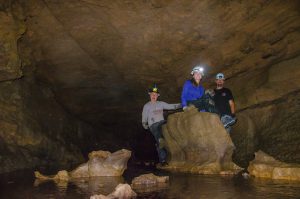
[0,78,96,173]
[131,173,169,193]
[34,170,69,181]
[248,151,300,181]
[0,4,24,81]
[90,183,137,199]
[70,162,89,178]
[162,106,241,174]
[231,90,300,168]
[72,149,131,177]
[35,149,131,180]
[131,173,168,186]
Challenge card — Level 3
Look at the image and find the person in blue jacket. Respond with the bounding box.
[181,66,206,111]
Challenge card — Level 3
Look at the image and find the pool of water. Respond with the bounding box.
[0,166,299,199]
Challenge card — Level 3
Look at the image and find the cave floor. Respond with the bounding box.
[0,166,299,199]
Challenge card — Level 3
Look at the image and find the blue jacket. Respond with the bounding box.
[181,80,205,107]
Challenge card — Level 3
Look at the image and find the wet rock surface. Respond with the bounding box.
[131,173,169,193]
[248,150,300,181]
[162,107,241,174]
[35,149,131,179]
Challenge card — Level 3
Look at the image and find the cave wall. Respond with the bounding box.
[227,55,300,166]
[0,1,98,173]
[0,0,299,172]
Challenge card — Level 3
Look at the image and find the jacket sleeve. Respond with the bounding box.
[161,102,181,110]
[142,104,148,124]
[181,81,189,107]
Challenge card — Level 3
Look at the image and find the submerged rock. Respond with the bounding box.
[162,106,241,174]
[90,183,136,199]
[35,149,131,180]
[132,173,169,186]
[131,173,169,193]
[248,150,300,181]
[34,170,69,181]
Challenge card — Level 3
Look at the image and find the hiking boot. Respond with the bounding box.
[221,115,237,128]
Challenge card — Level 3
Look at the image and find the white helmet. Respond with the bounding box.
[191,66,204,75]
[216,73,225,80]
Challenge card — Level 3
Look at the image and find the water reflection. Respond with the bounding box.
[0,168,300,199]
[71,176,124,196]
[34,176,124,197]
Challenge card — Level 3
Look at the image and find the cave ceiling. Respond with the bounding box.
[18,0,300,127]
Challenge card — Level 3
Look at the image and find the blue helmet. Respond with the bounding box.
[216,73,225,80]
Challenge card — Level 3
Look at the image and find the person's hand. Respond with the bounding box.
[142,122,149,130]
[205,89,215,97]
[175,104,182,109]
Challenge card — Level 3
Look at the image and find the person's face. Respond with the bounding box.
[216,79,224,87]
[149,92,159,101]
[193,72,202,82]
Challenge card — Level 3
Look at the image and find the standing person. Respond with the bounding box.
[214,73,237,132]
[142,85,181,166]
[181,66,206,111]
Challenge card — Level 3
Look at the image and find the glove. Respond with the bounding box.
[183,106,188,111]
[142,122,149,130]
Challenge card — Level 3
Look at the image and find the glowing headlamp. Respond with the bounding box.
[191,66,205,75]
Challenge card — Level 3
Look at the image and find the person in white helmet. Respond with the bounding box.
[181,66,206,111]
[142,85,181,166]
[214,73,237,132]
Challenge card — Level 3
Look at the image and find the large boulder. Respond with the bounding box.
[248,150,300,181]
[35,149,131,180]
[71,149,132,177]
[162,106,241,174]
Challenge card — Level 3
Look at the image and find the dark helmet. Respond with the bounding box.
[148,84,159,94]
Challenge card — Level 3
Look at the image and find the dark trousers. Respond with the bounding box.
[187,93,218,113]
[149,120,167,163]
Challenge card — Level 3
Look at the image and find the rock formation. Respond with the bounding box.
[35,149,131,179]
[90,184,137,199]
[0,0,299,172]
[162,106,241,174]
[131,173,169,193]
[248,150,300,181]
[0,1,99,173]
